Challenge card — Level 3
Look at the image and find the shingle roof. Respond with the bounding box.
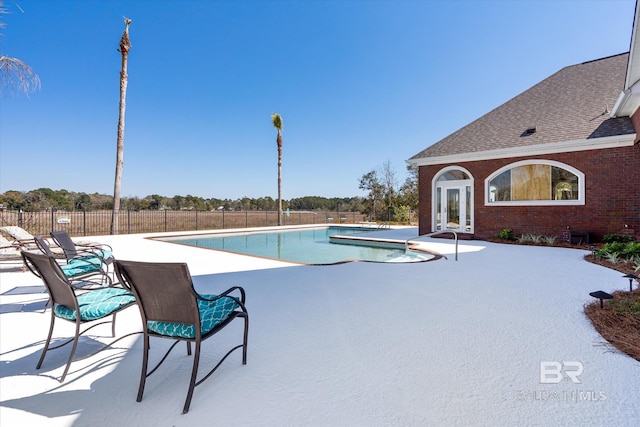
[409,53,634,161]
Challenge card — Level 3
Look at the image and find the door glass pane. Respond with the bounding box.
[466,186,471,231]
[446,188,460,229]
[436,187,442,230]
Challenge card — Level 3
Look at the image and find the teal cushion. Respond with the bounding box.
[147,294,239,339]
[60,256,103,278]
[54,287,136,321]
[91,249,113,262]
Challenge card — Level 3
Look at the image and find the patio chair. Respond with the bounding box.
[0,234,24,265]
[0,226,63,255]
[0,234,21,251]
[21,251,137,382]
[33,235,112,287]
[0,225,37,245]
[114,260,249,414]
[50,230,114,276]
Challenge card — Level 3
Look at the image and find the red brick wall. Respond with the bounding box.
[418,145,640,241]
[632,109,640,143]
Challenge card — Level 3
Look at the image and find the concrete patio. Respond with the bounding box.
[1,227,638,426]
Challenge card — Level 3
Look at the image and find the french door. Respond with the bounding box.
[435,184,472,232]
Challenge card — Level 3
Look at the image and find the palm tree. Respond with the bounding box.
[0,1,41,96]
[110,17,131,235]
[271,113,284,226]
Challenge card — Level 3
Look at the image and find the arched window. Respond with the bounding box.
[485,160,584,206]
[437,170,470,181]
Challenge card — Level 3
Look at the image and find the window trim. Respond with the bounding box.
[484,160,585,206]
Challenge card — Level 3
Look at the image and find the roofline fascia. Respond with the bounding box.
[624,0,640,89]
[611,78,640,117]
[611,89,631,117]
[406,134,636,166]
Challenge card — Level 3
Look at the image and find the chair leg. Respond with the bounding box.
[111,313,117,337]
[59,320,82,382]
[137,334,150,402]
[242,314,249,365]
[182,339,201,414]
[186,341,191,356]
[36,311,56,370]
[101,270,112,287]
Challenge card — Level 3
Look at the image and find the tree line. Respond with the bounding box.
[0,188,367,213]
[0,162,418,221]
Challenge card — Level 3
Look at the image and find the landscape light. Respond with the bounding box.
[622,274,638,292]
[589,290,613,309]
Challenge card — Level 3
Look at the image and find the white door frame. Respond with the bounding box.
[432,167,474,233]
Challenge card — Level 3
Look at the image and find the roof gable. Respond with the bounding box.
[410,53,634,162]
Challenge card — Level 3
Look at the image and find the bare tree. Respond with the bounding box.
[381,160,397,216]
[111,17,131,235]
[271,113,284,225]
[0,1,40,96]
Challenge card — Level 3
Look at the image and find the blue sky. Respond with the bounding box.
[0,0,634,200]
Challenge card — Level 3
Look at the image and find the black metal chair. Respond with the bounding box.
[33,235,112,287]
[50,230,114,276]
[114,260,249,414]
[21,251,137,382]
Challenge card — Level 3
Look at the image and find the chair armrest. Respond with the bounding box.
[75,241,113,253]
[217,286,246,304]
[39,239,67,258]
[72,247,111,261]
[197,286,247,308]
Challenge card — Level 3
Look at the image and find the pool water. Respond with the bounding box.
[161,227,434,264]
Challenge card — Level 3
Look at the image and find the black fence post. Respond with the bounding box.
[18,209,23,228]
[222,210,225,229]
[164,209,167,233]
[50,209,55,233]
[195,210,198,231]
[245,210,248,228]
[83,209,87,236]
[128,209,131,234]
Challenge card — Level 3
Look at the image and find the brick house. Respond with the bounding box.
[407,13,640,242]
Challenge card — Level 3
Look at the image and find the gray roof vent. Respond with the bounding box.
[521,126,537,137]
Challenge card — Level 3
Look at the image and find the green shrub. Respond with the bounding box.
[529,234,543,244]
[603,252,622,264]
[610,297,640,316]
[622,242,640,258]
[517,234,531,243]
[516,234,544,244]
[598,241,640,261]
[497,228,516,241]
[603,233,633,244]
[602,242,628,255]
[543,235,557,245]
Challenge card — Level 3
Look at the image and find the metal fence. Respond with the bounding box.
[0,209,367,238]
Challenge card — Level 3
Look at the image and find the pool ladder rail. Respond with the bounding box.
[404,231,459,261]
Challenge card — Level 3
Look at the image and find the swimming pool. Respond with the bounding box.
[158,226,437,264]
